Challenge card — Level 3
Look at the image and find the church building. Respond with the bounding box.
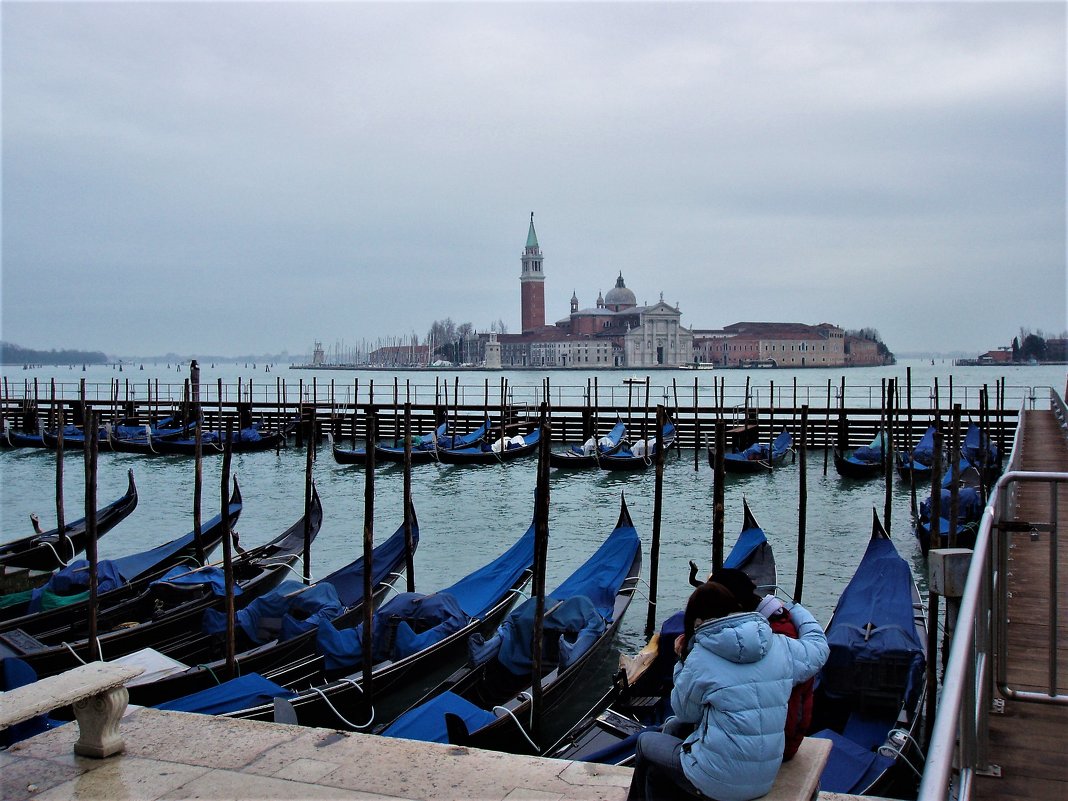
[493,215,693,368]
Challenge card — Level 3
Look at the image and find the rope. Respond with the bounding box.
[39,539,72,569]
[197,663,223,686]
[309,678,374,730]
[62,641,88,665]
[492,691,540,753]
[877,734,924,779]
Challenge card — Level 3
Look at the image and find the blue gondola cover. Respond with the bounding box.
[157,673,293,716]
[152,565,237,597]
[820,536,924,709]
[315,523,536,672]
[203,580,343,644]
[383,691,497,743]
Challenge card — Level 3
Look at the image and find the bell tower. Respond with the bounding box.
[520,212,545,333]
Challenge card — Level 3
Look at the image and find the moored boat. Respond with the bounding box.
[548,420,627,469]
[807,511,927,796]
[436,425,541,466]
[0,469,138,572]
[597,421,677,471]
[0,479,241,631]
[0,487,321,679]
[380,494,642,755]
[708,428,793,474]
[834,431,887,480]
[125,507,420,707]
[190,514,538,727]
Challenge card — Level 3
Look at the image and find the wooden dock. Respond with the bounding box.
[972,408,1068,801]
[0,391,1017,452]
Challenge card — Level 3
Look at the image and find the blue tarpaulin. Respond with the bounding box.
[203,580,344,644]
[152,565,237,597]
[28,559,126,612]
[383,691,496,743]
[157,673,293,715]
[820,535,924,705]
[315,522,536,672]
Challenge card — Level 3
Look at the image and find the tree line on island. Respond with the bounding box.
[0,341,108,366]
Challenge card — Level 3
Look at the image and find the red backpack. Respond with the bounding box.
[768,611,814,761]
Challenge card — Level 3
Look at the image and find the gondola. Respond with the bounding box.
[548,420,627,469]
[833,431,887,480]
[380,494,642,755]
[436,425,541,466]
[374,419,491,465]
[597,421,677,472]
[547,498,775,764]
[170,514,537,726]
[42,418,195,449]
[914,466,984,556]
[328,433,368,465]
[0,420,48,448]
[0,487,321,679]
[108,425,286,456]
[0,469,138,572]
[961,422,1002,483]
[895,425,938,482]
[808,511,927,796]
[708,429,793,474]
[0,480,241,631]
[125,508,421,707]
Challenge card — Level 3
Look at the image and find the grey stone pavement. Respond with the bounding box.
[1,706,869,801]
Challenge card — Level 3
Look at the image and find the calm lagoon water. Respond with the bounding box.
[2,360,1064,663]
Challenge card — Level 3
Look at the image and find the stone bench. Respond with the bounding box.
[764,737,832,801]
[0,661,143,758]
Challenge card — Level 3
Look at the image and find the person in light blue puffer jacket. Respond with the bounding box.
[626,581,829,801]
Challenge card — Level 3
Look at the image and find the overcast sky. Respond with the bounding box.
[2,1,1064,358]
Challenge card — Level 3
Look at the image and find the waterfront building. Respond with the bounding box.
[695,322,848,368]
[498,218,693,368]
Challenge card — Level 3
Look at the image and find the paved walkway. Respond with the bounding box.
[3,706,632,801]
[2,705,859,801]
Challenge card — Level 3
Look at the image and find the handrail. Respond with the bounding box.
[918,390,1068,801]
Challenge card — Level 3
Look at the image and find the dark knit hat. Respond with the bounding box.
[709,567,761,612]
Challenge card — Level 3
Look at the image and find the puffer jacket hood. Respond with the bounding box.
[691,612,772,665]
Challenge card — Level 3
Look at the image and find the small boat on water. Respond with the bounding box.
[834,431,887,480]
[914,466,984,556]
[807,511,927,796]
[960,422,1002,483]
[895,425,939,482]
[708,429,793,474]
[0,480,241,631]
[436,426,541,466]
[0,470,138,572]
[548,420,626,469]
[108,423,287,456]
[597,421,677,471]
[125,508,420,708]
[380,494,642,755]
[0,487,321,679]
[374,419,491,465]
[184,513,538,727]
[328,433,368,465]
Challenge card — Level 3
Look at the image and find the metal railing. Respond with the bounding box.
[918,388,1068,801]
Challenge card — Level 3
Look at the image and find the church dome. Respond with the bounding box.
[604,273,636,309]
